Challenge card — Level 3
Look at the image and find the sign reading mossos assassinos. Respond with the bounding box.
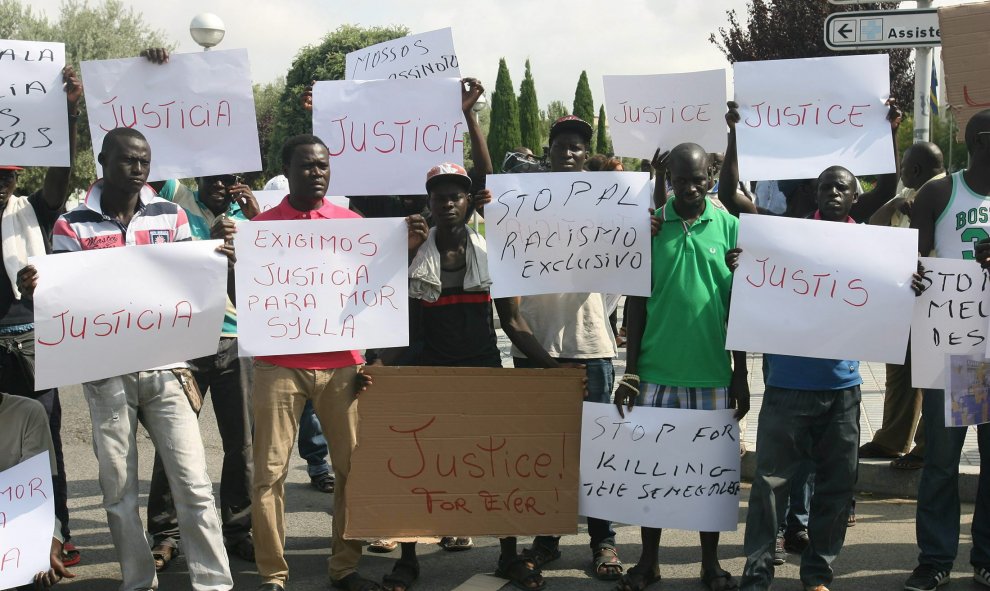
[345,28,460,81]
[81,49,262,182]
[603,69,728,159]
[31,241,228,389]
[312,78,464,196]
[344,367,583,539]
[579,404,741,532]
[484,171,653,299]
[0,40,70,167]
[725,214,918,364]
[825,9,940,51]
[233,218,409,357]
[0,452,54,591]
[732,54,896,181]
[910,257,990,389]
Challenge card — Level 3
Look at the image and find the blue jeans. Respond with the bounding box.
[298,400,331,478]
[514,356,616,549]
[916,389,990,571]
[741,386,860,590]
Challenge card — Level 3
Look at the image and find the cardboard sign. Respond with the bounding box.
[938,1,990,141]
[251,190,349,212]
[345,28,460,81]
[344,366,584,539]
[81,49,261,182]
[484,171,653,298]
[603,70,728,158]
[945,354,990,427]
[725,215,917,364]
[0,40,70,167]
[31,241,227,388]
[234,218,409,357]
[312,78,464,196]
[733,54,895,180]
[0,452,54,591]
[911,257,990,389]
[579,404,740,532]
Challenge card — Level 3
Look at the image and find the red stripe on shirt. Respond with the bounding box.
[421,293,493,307]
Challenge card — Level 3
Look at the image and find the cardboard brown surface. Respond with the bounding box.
[938,1,990,141]
[344,366,584,539]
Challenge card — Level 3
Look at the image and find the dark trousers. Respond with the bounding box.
[741,385,860,590]
[298,400,331,478]
[147,337,254,546]
[0,329,70,542]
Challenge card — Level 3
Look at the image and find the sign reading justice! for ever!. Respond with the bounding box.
[233,218,409,357]
[484,171,653,298]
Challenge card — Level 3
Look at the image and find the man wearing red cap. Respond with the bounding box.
[0,65,82,568]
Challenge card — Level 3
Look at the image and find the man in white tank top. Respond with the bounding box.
[904,109,990,591]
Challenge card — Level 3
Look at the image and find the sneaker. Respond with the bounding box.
[904,564,950,591]
[773,532,786,566]
[975,565,990,587]
[784,530,810,554]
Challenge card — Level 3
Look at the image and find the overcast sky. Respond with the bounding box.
[22,0,983,107]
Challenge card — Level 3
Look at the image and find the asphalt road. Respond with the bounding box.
[53,382,981,591]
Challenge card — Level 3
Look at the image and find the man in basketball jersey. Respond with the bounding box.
[904,108,990,591]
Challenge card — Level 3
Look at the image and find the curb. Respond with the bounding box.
[741,451,980,502]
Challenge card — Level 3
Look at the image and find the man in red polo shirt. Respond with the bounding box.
[213,134,427,591]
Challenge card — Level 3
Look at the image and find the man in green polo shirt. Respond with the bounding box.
[614,142,749,591]
[147,173,260,567]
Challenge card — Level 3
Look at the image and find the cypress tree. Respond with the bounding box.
[596,104,612,155]
[518,59,543,155]
[487,58,522,167]
[572,70,596,151]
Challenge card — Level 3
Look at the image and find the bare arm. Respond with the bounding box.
[40,66,82,211]
[910,179,950,257]
[494,297,560,368]
[613,295,646,417]
[718,102,758,218]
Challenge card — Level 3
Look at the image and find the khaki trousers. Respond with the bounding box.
[251,361,362,585]
[872,357,925,456]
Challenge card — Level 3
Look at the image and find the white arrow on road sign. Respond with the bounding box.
[824,8,941,50]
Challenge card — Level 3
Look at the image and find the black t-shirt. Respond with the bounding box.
[0,191,60,327]
[417,265,501,368]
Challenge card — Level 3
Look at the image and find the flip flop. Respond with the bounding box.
[495,554,545,591]
[592,546,624,581]
[61,541,81,567]
[615,564,661,591]
[382,559,419,591]
[701,567,738,591]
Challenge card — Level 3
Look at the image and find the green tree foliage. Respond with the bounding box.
[251,77,285,187]
[539,100,569,149]
[897,114,968,173]
[710,1,913,111]
[486,58,522,169]
[517,59,542,156]
[265,24,408,176]
[573,70,595,151]
[595,104,612,156]
[1,0,173,195]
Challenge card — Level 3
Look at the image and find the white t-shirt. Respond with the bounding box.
[511,293,617,359]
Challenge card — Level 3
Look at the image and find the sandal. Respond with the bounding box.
[495,554,545,591]
[891,453,924,470]
[61,541,81,567]
[311,472,335,493]
[592,546,624,581]
[858,441,901,459]
[521,542,561,568]
[438,536,473,551]
[615,563,661,591]
[701,567,738,591]
[382,559,419,591]
[151,544,178,572]
[369,539,399,553]
[332,572,383,591]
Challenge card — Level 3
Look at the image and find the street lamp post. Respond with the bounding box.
[190,13,225,51]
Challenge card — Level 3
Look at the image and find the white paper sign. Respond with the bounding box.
[312,78,464,196]
[603,70,727,159]
[32,241,227,389]
[252,190,348,212]
[345,28,460,81]
[945,354,990,427]
[579,404,740,532]
[733,54,895,180]
[0,452,54,590]
[484,171,652,298]
[911,257,990,389]
[0,40,69,167]
[81,49,262,182]
[234,218,409,357]
[725,214,916,363]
